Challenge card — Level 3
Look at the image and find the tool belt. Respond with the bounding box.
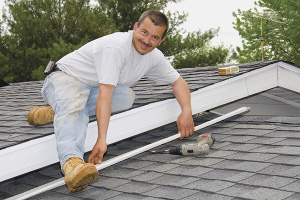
[52,66,61,73]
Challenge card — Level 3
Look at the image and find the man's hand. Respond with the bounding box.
[88,139,107,164]
[177,110,195,139]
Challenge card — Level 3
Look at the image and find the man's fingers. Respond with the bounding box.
[89,158,95,164]
[177,123,184,140]
[88,151,96,163]
[179,124,195,139]
[95,153,104,164]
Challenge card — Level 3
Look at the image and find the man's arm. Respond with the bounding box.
[88,84,115,164]
[171,76,194,139]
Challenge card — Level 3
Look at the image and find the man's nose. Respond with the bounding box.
[144,35,151,44]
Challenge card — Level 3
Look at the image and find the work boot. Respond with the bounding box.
[27,104,55,125]
[62,157,99,193]
[68,184,88,193]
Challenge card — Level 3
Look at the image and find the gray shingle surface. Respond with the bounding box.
[73,187,122,199]
[239,187,294,200]
[143,185,198,200]
[1,61,300,200]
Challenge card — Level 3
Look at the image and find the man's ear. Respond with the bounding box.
[133,22,138,31]
[159,37,166,45]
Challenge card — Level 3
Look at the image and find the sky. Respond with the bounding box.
[166,0,259,49]
[0,0,259,49]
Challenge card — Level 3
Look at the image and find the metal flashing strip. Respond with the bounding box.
[1,61,299,182]
[7,107,250,200]
[260,93,300,108]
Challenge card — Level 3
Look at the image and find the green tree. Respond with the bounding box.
[0,0,231,83]
[159,23,229,68]
[0,0,116,82]
[232,0,300,65]
[98,0,181,32]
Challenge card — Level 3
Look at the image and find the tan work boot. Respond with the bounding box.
[28,104,55,125]
[63,157,99,193]
[68,184,88,193]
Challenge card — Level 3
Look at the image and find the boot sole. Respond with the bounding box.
[68,184,88,193]
[70,165,99,188]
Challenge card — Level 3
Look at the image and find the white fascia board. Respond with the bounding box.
[2,62,297,182]
[245,65,278,95]
[278,61,300,74]
[191,78,249,113]
[277,62,300,94]
[0,135,57,182]
[191,63,279,113]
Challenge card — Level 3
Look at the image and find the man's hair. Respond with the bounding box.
[138,10,169,38]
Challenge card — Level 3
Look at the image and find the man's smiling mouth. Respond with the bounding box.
[140,40,151,49]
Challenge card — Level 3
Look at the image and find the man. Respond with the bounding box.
[28,10,194,193]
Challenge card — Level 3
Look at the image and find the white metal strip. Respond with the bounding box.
[7,106,250,200]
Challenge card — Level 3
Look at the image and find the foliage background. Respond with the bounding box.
[232,0,300,66]
[0,0,230,83]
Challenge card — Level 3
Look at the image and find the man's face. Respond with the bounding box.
[132,17,166,55]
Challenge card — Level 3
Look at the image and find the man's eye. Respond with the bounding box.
[153,36,159,41]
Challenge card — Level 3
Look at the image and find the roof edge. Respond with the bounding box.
[1,61,300,182]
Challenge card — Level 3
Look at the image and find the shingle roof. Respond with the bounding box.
[0,60,280,149]
[1,60,300,200]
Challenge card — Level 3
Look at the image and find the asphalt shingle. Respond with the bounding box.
[182,192,234,200]
[1,61,300,200]
[258,164,300,177]
[113,181,159,194]
[130,171,164,182]
[150,174,199,187]
[72,187,122,199]
[266,130,300,138]
[142,185,198,200]
[224,152,278,162]
[99,167,145,179]
[239,187,294,200]
[285,193,300,200]
[239,174,296,188]
[90,177,131,189]
[217,184,259,198]
[183,179,235,193]
[281,180,300,193]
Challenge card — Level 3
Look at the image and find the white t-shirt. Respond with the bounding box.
[56,31,179,87]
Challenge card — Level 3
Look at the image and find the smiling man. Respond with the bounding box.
[28,10,194,193]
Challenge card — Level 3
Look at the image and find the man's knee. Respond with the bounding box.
[111,85,135,113]
[123,86,135,107]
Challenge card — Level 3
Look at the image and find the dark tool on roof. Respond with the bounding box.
[150,134,215,156]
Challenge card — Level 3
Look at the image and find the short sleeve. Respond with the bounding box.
[145,51,180,85]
